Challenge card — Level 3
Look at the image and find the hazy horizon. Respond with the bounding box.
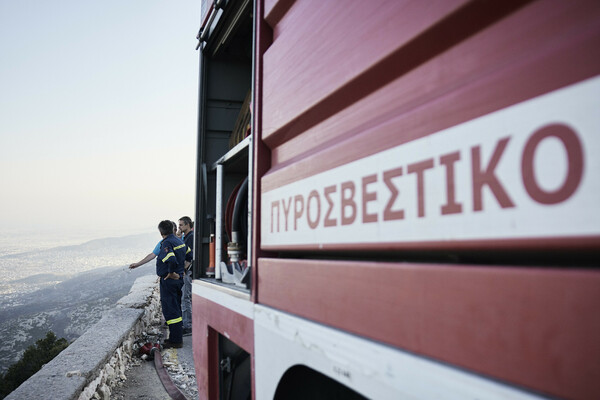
[0,226,158,257]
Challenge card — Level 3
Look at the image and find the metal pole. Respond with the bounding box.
[215,164,223,280]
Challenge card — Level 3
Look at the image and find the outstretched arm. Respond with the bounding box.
[129,253,156,269]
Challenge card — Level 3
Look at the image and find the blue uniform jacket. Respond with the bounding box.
[156,234,186,278]
[183,230,194,263]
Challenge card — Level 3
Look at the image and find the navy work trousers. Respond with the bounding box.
[159,277,184,343]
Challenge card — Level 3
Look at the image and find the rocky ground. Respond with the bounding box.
[111,320,199,400]
[162,344,199,400]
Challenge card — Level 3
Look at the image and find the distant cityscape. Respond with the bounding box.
[0,232,160,372]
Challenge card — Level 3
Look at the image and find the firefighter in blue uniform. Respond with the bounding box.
[156,220,187,348]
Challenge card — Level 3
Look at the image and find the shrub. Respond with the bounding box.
[0,331,69,399]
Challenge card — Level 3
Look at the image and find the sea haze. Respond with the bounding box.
[0,231,162,373]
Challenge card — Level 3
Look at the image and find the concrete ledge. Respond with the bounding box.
[6,275,160,400]
[116,274,160,309]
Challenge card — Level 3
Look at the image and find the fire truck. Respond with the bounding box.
[191,1,600,399]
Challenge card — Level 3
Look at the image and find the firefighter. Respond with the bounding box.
[156,220,187,348]
[178,216,194,336]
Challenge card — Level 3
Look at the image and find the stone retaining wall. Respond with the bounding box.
[5,274,160,400]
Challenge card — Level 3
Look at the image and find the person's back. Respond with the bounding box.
[156,220,186,348]
[156,234,186,277]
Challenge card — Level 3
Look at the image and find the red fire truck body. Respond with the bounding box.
[191,1,600,399]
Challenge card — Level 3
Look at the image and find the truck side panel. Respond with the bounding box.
[255,1,600,399]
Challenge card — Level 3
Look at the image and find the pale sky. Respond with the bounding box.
[0,1,200,239]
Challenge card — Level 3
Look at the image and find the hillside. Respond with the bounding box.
[0,232,161,372]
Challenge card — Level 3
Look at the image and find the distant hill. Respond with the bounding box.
[0,232,158,291]
[0,264,155,373]
[1,232,158,261]
[0,232,161,373]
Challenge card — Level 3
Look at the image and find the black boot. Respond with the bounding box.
[166,321,183,345]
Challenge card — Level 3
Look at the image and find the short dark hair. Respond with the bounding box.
[158,220,174,236]
[179,216,193,229]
